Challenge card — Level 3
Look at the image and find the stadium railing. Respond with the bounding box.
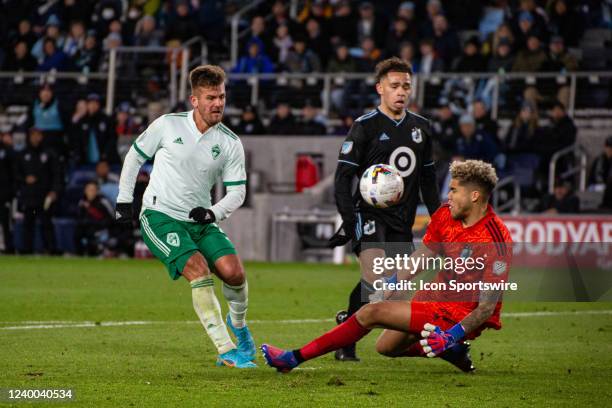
[549,144,588,194]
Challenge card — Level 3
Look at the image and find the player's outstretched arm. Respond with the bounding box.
[115,146,147,223]
[419,290,500,357]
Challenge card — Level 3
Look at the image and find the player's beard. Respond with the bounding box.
[199,107,224,127]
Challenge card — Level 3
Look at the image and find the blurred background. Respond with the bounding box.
[0,0,611,261]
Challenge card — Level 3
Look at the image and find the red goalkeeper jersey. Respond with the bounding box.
[414,204,513,329]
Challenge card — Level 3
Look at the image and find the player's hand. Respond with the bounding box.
[115,202,133,224]
[189,207,216,224]
[419,323,465,358]
[328,220,355,248]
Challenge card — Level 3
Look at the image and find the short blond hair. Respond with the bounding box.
[450,160,498,198]
[189,65,226,93]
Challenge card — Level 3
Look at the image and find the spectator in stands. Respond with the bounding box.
[431,104,458,160]
[95,160,119,203]
[115,102,141,138]
[165,0,198,43]
[487,23,515,56]
[14,128,62,255]
[0,129,15,254]
[329,0,357,46]
[473,100,500,146]
[541,35,579,72]
[236,105,265,136]
[74,181,114,256]
[416,38,444,74]
[541,180,580,213]
[331,114,354,136]
[232,42,275,74]
[398,41,417,70]
[512,34,547,72]
[455,114,500,164]
[305,18,332,68]
[540,101,577,177]
[73,93,119,165]
[432,14,461,70]
[2,40,37,71]
[420,0,444,39]
[354,36,381,72]
[328,42,357,112]
[31,15,64,64]
[92,0,123,38]
[29,84,67,157]
[512,0,549,47]
[504,101,541,154]
[589,136,612,190]
[267,102,297,135]
[73,32,100,72]
[285,36,321,74]
[356,2,386,49]
[100,32,122,72]
[241,16,273,60]
[396,2,418,43]
[62,20,86,58]
[452,36,487,72]
[133,15,163,47]
[38,37,70,71]
[547,0,584,47]
[384,18,412,58]
[13,19,37,49]
[296,104,326,135]
[272,24,293,70]
[487,38,515,73]
[269,0,302,40]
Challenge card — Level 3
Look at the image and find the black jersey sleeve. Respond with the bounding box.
[420,121,441,216]
[334,121,367,226]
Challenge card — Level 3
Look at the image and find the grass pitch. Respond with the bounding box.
[1,256,611,407]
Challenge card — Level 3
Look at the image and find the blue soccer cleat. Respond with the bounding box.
[226,314,256,361]
[261,344,299,373]
[216,348,257,368]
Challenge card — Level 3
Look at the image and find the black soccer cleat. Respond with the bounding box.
[440,342,475,373]
[334,310,360,362]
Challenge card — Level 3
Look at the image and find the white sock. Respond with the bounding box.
[191,276,235,354]
[222,281,248,328]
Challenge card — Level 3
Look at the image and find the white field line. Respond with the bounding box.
[1,310,611,331]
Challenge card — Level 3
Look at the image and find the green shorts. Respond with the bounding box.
[139,209,237,280]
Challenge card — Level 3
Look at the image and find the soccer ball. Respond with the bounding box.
[359,164,404,208]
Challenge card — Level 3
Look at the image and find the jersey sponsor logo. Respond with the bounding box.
[173,137,184,144]
[411,127,423,143]
[493,260,507,275]
[363,220,376,235]
[379,133,390,141]
[166,232,180,247]
[389,146,417,177]
[212,144,221,159]
[340,141,353,154]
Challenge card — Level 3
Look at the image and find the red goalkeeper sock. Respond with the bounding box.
[294,315,371,362]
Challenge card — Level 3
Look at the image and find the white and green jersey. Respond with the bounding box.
[131,110,246,221]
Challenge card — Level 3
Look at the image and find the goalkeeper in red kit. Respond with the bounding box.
[262,160,512,373]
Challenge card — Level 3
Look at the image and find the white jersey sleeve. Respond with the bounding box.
[133,117,164,160]
[222,141,247,187]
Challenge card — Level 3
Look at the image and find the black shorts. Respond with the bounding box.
[351,214,414,256]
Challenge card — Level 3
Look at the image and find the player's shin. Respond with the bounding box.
[295,315,371,362]
[191,276,236,354]
[222,281,248,328]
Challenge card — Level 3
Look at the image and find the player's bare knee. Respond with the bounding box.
[356,303,380,328]
[223,265,244,286]
[183,253,209,281]
[375,340,396,357]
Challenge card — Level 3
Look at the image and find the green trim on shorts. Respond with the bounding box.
[139,209,237,280]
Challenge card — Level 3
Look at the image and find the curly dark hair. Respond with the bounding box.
[374,57,413,83]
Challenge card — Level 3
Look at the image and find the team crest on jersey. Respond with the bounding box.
[341,141,353,154]
[460,244,473,259]
[211,144,221,160]
[166,232,180,247]
[493,260,507,276]
[363,220,376,235]
[411,127,423,143]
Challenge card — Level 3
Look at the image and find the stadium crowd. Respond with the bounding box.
[0,0,611,255]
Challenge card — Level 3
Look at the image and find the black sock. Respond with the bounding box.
[347,281,363,317]
[292,349,305,363]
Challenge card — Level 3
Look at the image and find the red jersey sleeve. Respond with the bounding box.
[422,205,449,252]
[481,217,513,284]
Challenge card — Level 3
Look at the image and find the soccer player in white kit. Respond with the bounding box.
[115,65,256,368]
